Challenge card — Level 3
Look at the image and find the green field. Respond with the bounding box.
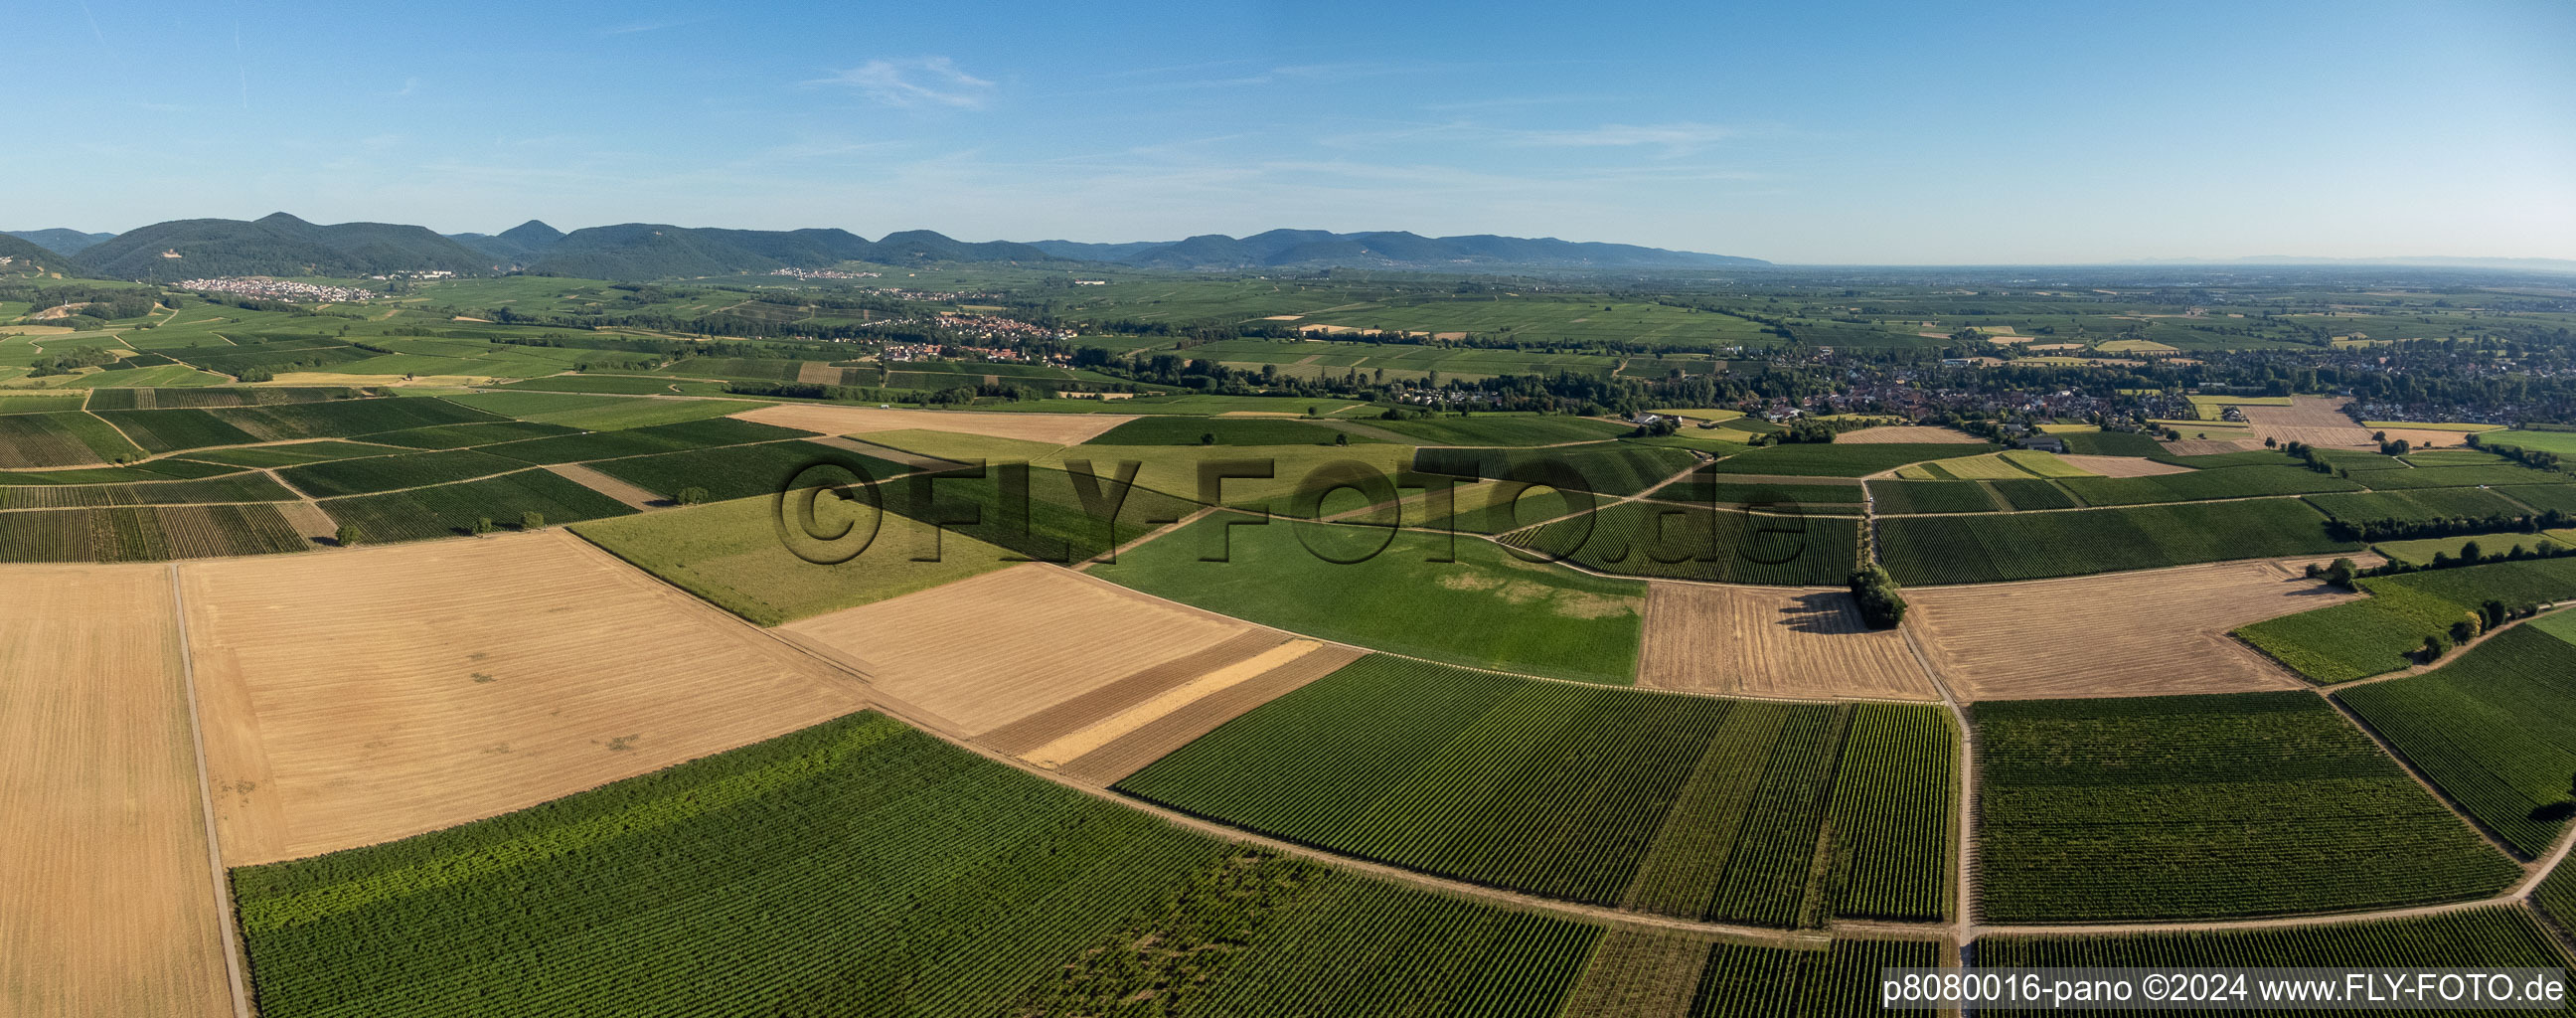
[477,418,819,465]
[0,412,144,466]
[182,440,409,468]
[0,503,312,562]
[1654,475,1868,508]
[494,373,735,397]
[1865,479,2003,514]
[2306,487,2534,525]
[1118,656,1956,925]
[1703,441,2001,477]
[1975,692,2518,923]
[317,470,638,543]
[1503,501,1861,586]
[440,391,762,429]
[1876,499,2355,585]
[2479,429,2576,457]
[570,495,1017,625]
[2055,465,2362,506]
[277,449,529,497]
[2358,463,2563,490]
[0,457,242,485]
[1089,514,1647,683]
[2336,624,2576,856]
[2237,557,2576,682]
[1415,441,1701,495]
[1989,477,2079,510]
[359,421,581,449]
[0,472,297,510]
[232,711,1606,1018]
[2055,429,2168,456]
[1365,414,1631,446]
[2375,531,2568,566]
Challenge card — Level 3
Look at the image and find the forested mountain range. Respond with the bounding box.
[77,213,490,281]
[2,229,115,254]
[27,211,1767,281]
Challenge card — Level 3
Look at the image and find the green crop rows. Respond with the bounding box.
[1116,656,1955,925]
[1415,441,1700,495]
[479,418,821,465]
[317,470,637,542]
[1866,479,2002,514]
[279,449,529,498]
[2238,557,2576,682]
[0,503,311,562]
[0,412,145,467]
[1975,692,2518,923]
[2335,624,2576,856]
[2055,465,2361,506]
[232,712,1603,1018]
[1702,441,2001,477]
[1876,500,2354,585]
[0,472,294,510]
[361,421,581,449]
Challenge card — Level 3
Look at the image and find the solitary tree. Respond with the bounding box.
[335,523,365,548]
[1333,432,1349,447]
[676,486,710,506]
[1200,432,1215,446]
[521,511,547,531]
[2323,557,2359,588]
[472,516,497,536]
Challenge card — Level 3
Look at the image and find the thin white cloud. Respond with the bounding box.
[812,57,994,109]
[604,16,714,35]
[1511,122,1735,152]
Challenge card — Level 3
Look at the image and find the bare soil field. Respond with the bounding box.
[182,529,863,863]
[2240,397,2375,447]
[2372,427,2482,449]
[275,499,340,542]
[777,563,1263,736]
[546,462,664,511]
[1906,558,2364,699]
[1056,643,1367,784]
[0,564,234,1017]
[1634,583,1939,700]
[1836,425,1988,443]
[2055,454,2194,477]
[731,402,1133,444]
[2160,437,2263,456]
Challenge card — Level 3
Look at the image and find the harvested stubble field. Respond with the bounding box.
[1633,583,1938,700]
[2054,453,2190,477]
[181,530,865,863]
[0,564,234,1018]
[2238,396,2375,447]
[1831,425,1984,443]
[1906,559,2358,699]
[731,402,1134,444]
[777,563,1265,736]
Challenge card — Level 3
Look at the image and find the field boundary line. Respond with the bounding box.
[2317,690,2533,863]
[169,564,254,1018]
[2305,600,2573,690]
[1899,624,1977,942]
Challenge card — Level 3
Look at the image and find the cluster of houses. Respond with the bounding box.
[365,270,455,280]
[770,267,881,280]
[179,277,377,302]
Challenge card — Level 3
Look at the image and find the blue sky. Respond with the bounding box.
[9,0,2572,262]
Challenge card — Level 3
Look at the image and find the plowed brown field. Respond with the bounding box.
[1906,558,2363,699]
[182,529,862,863]
[0,564,233,1017]
[1633,583,1939,700]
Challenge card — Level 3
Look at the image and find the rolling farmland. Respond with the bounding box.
[1087,513,1649,683]
[1974,692,2519,923]
[1117,655,1957,925]
[2334,624,2576,856]
[1504,500,1861,586]
[181,530,867,863]
[2237,557,2576,682]
[231,712,1608,1018]
[1876,499,2357,586]
[1633,583,1939,700]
